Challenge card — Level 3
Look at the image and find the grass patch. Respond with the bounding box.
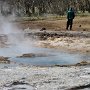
[15,15,66,22]
[15,12,90,22]
[76,11,90,17]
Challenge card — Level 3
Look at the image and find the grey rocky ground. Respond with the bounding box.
[0,65,90,90]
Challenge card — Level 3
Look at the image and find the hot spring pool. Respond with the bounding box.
[0,46,90,66]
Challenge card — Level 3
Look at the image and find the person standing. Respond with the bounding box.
[66,7,75,30]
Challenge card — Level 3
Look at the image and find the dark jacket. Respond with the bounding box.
[67,8,75,19]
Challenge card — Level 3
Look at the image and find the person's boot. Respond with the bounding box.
[70,25,72,30]
[66,25,69,30]
[66,21,69,30]
[70,28,72,30]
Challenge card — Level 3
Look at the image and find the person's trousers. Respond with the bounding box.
[66,19,73,30]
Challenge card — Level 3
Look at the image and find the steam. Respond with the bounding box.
[0,18,19,34]
[0,1,38,57]
[0,15,35,57]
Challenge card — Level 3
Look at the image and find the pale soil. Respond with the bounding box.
[36,36,90,53]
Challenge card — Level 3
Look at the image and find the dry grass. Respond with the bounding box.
[18,16,90,31]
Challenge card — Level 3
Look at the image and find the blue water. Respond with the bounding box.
[0,46,90,66]
[12,52,90,66]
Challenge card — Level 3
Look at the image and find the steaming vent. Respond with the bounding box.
[0,34,8,47]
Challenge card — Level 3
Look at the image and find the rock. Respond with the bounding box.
[40,28,46,31]
[80,61,89,64]
[4,81,34,90]
[0,56,10,64]
[24,27,30,32]
[18,53,35,58]
[79,25,81,27]
[76,61,90,66]
[68,83,90,90]
[11,81,29,85]
[83,29,86,31]
[17,53,50,58]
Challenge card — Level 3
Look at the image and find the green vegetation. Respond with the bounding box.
[16,15,66,22]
